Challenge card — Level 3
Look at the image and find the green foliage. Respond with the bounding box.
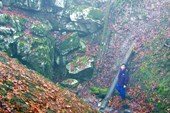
[89,86,108,98]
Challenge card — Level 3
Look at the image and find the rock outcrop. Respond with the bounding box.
[0,0,101,81]
[0,13,55,78]
[1,0,104,35]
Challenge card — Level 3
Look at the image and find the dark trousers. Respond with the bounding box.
[116,84,126,99]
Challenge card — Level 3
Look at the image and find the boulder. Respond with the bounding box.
[16,36,55,78]
[53,0,66,9]
[0,34,19,56]
[61,78,79,88]
[2,0,65,12]
[66,56,94,74]
[2,0,14,6]
[30,22,52,37]
[57,33,81,55]
[0,27,16,35]
[0,14,10,25]
[0,14,27,32]
[69,6,103,23]
[62,5,103,35]
[10,16,27,32]
[55,38,86,68]
[0,32,55,79]
[14,0,43,11]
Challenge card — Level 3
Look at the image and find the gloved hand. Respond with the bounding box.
[123,85,126,88]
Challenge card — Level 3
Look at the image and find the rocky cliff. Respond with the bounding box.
[0,0,104,82]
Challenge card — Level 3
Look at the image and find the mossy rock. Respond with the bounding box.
[17,36,55,79]
[69,5,103,23]
[0,14,27,32]
[62,5,103,35]
[66,56,94,74]
[10,16,27,32]
[61,78,79,88]
[0,31,55,79]
[58,33,81,55]
[89,86,108,98]
[0,34,20,57]
[0,14,11,25]
[87,7,103,21]
[79,39,86,52]
[14,0,42,11]
[0,27,16,35]
[30,23,51,37]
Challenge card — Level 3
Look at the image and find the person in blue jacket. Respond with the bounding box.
[116,64,129,100]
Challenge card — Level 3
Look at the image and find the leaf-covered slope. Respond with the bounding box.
[0,52,98,113]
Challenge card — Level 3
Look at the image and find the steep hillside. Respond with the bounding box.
[128,32,170,113]
[0,52,98,113]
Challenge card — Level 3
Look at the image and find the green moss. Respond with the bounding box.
[130,31,170,112]
[66,56,94,75]
[10,96,25,103]
[58,33,80,55]
[0,86,7,96]
[15,75,23,80]
[47,108,56,113]
[4,15,11,22]
[2,84,13,92]
[32,38,44,48]
[28,81,36,91]
[31,23,49,37]
[0,14,11,25]
[10,96,29,112]
[69,5,88,14]
[4,80,14,87]
[88,8,103,20]
[23,92,36,99]
[16,35,54,79]
[78,39,86,53]
[10,16,27,32]
[160,16,169,25]
[89,86,108,98]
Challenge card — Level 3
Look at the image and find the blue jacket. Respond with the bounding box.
[117,69,129,86]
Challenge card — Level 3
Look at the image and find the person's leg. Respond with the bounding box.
[116,84,121,93]
[120,87,126,100]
